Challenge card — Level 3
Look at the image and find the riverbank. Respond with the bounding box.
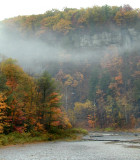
[0,128,88,147]
[1,127,140,147]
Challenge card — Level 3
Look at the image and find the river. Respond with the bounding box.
[0,132,140,160]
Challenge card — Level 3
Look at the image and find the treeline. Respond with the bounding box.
[2,5,140,39]
[0,58,71,134]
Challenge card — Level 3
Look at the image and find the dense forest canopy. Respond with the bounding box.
[0,4,140,130]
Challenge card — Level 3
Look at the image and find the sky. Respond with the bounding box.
[0,0,140,21]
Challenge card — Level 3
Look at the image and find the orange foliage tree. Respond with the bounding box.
[0,59,38,133]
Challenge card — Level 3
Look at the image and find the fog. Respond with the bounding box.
[0,23,140,74]
[0,24,101,73]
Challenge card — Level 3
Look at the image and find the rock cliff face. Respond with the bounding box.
[76,28,139,49]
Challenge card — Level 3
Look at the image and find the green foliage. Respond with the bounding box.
[0,128,87,146]
[0,73,8,92]
[89,66,100,100]
[37,71,56,101]
[104,127,114,132]
[0,132,48,145]
[68,128,88,135]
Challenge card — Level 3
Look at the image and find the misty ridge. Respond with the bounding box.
[0,7,139,56]
[0,4,140,75]
[0,23,140,74]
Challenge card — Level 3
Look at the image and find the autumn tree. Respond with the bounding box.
[0,58,38,132]
[0,94,9,134]
[37,71,71,130]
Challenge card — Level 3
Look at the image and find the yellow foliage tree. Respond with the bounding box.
[53,19,72,34]
[0,94,9,133]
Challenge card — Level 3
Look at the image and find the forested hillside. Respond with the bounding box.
[0,5,140,129]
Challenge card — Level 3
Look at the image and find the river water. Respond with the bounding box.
[0,132,140,160]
